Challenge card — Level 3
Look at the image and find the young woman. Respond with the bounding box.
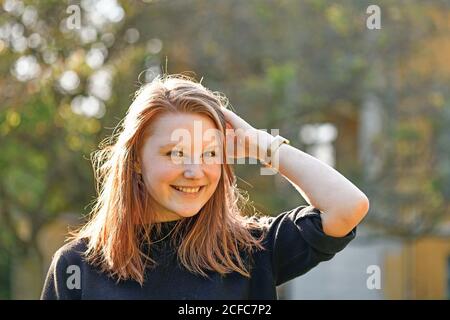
[41,74,369,300]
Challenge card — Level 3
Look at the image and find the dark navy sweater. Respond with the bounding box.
[40,206,356,300]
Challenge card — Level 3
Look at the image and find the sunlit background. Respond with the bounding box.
[0,0,449,299]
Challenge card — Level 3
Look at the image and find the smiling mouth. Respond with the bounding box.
[170,185,205,194]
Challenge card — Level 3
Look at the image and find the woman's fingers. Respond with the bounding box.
[221,107,238,128]
[220,107,254,131]
[220,107,259,160]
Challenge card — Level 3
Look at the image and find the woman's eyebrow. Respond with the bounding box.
[203,143,220,149]
[159,142,178,150]
[159,142,219,150]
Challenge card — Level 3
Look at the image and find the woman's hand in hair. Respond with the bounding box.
[221,107,274,162]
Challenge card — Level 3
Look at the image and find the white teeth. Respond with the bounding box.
[173,186,201,193]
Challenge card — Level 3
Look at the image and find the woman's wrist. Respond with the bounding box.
[251,129,276,161]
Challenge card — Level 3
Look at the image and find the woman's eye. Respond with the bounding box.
[167,150,184,157]
[203,150,216,157]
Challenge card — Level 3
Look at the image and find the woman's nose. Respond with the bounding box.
[183,164,205,179]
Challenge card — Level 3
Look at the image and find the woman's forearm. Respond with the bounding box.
[259,130,370,237]
[219,106,369,237]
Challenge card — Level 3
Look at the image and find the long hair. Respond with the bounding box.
[69,74,271,285]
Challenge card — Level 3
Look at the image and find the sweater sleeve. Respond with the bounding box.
[40,245,83,300]
[266,205,357,286]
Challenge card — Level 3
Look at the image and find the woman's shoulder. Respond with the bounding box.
[51,238,89,266]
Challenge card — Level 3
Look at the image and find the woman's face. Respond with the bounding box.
[139,112,222,222]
